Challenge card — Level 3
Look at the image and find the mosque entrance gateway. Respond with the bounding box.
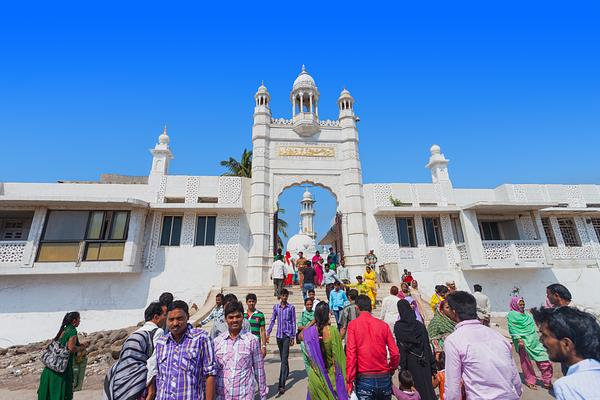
[247,66,368,284]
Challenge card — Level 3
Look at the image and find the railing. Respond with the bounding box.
[483,240,545,261]
[550,245,595,260]
[0,241,27,264]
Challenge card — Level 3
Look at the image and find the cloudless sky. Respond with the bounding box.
[1,2,599,245]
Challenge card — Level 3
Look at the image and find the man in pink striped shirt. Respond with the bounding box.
[214,301,267,400]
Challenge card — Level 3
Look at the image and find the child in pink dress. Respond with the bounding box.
[393,370,422,400]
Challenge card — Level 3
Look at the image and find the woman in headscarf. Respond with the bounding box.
[394,300,436,400]
[312,251,324,287]
[426,300,456,356]
[410,280,433,324]
[299,302,348,400]
[284,251,294,286]
[38,312,86,400]
[507,296,553,390]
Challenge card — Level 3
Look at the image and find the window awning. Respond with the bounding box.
[0,195,149,208]
[461,202,557,213]
[373,206,461,216]
[540,207,600,215]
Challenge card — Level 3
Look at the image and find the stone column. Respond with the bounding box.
[22,207,47,266]
[459,210,486,266]
[123,209,147,267]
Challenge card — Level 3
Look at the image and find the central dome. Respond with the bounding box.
[292,65,316,90]
[286,233,316,258]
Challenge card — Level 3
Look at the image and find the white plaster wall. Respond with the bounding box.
[2,182,153,201]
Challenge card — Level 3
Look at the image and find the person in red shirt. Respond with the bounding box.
[402,271,414,284]
[346,294,400,399]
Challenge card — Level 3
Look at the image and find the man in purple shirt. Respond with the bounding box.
[266,288,297,395]
[155,300,218,400]
[443,291,522,400]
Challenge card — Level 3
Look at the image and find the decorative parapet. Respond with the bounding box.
[269,118,340,127]
[483,240,545,260]
[270,118,292,125]
[318,119,340,127]
[0,241,27,264]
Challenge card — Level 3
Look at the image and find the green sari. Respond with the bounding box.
[507,310,549,362]
[427,304,456,352]
[38,325,77,400]
[303,325,348,400]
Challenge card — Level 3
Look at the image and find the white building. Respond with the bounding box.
[2,67,600,345]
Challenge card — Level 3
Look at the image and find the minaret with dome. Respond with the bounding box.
[285,188,318,257]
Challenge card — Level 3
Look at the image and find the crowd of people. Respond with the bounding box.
[37,249,600,400]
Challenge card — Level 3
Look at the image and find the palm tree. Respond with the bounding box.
[220,149,252,178]
[276,203,289,250]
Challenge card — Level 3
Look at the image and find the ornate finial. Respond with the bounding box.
[301,64,306,73]
[261,80,264,86]
[159,124,170,145]
[163,124,167,135]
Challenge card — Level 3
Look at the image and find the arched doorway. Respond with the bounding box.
[247,67,368,284]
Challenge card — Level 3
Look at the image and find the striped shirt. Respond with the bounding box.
[267,303,296,339]
[155,324,217,400]
[214,331,268,400]
[244,310,265,338]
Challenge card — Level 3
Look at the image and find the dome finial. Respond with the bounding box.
[158,124,170,145]
[301,64,306,73]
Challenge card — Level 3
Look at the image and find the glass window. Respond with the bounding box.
[479,221,502,241]
[86,211,105,240]
[38,210,130,262]
[161,216,182,246]
[542,218,557,247]
[557,218,580,247]
[451,216,464,243]
[423,217,444,247]
[43,211,88,241]
[110,212,129,240]
[592,218,600,242]
[195,216,216,246]
[395,217,416,247]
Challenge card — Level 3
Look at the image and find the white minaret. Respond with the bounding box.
[300,188,316,239]
[149,126,173,181]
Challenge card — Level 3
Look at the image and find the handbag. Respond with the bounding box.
[41,340,71,373]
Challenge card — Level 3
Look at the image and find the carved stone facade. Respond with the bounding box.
[0,242,26,263]
[215,214,241,269]
[218,177,242,205]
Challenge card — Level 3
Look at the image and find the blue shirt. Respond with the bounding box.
[329,289,349,311]
[267,303,296,339]
[553,359,600,400]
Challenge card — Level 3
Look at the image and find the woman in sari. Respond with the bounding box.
[284,251,294,286]
[312,251,324,287]
[507,296,553,390]
[38,312,86,400]
[410,280,432,324]
[299,302,348,400]
[363,265,378,308]
[394,300,436,400]
[427,300,456,356]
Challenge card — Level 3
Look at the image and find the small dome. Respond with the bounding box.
[430,144,441,155]
[286,233,316,258]
[338,88,352,98]
[302,189,313,201]
[292,65,316,90]
[159,126,169,145]
[256,80,268,94]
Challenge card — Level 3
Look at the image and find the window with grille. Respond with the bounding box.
[557,218,580,247]
[541,218,557,247]
[160,216,182,246]
[395,217,416,247]
[592,218,600,242]
[1,220,27,240]
[423,217,444,247]
[195,216,216,246]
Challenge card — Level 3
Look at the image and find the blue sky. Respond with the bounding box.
[1,2,599,245]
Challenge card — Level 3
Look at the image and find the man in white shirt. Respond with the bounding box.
[336,264,350,283]
[472,284,490,326]
[136,302,166,390]
[270,254,288,299]
[532,306,600,400]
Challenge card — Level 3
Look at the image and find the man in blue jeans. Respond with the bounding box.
[346,295,400,399]
[302,262,316,300]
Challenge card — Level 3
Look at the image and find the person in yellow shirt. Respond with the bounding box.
[363,266,378,308]
[430,285,449,312]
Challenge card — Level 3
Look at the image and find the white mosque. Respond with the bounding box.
[1,66,600,345]
[285,189,318,257]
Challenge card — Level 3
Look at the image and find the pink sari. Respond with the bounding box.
[312,255,324,286]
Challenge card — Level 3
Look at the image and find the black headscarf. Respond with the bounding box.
[394,299,423,349]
